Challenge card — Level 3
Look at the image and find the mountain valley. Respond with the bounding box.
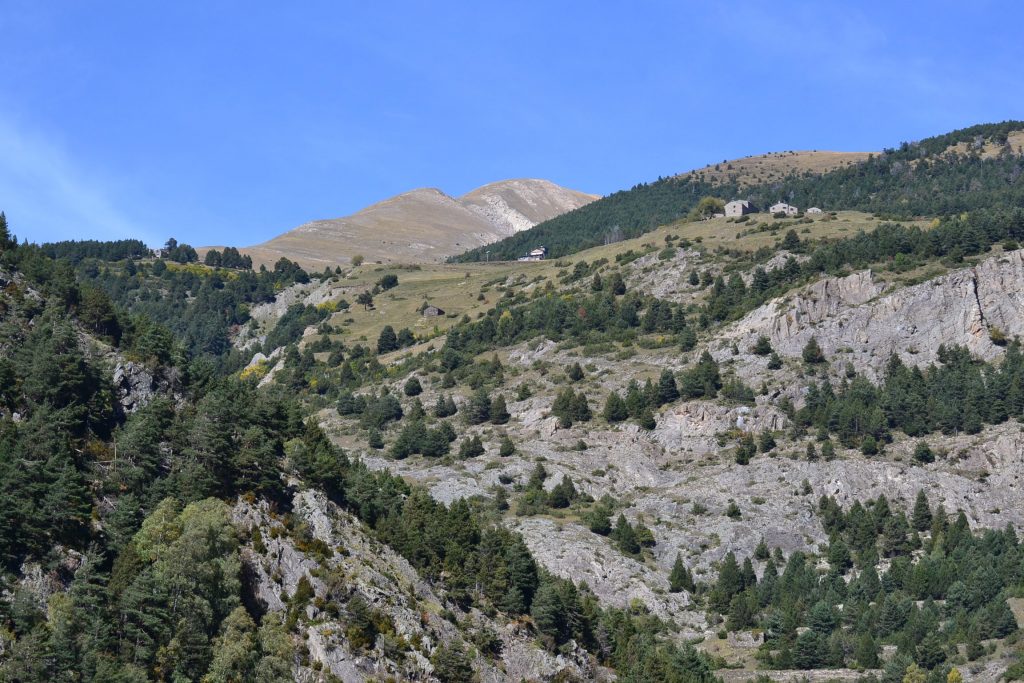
[3,122,1024,682]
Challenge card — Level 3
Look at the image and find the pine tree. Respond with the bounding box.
[356,290,374,310]
[608,272,626,295]
[782,229,802,251]
[637,406,656,430]
[465,387,492,425]
[489,394,510,424]
[854,632,879,668]
[657,369,679,404]
[751,336,773,356]
[821,439,836,460]
[547,475,577,509]
[498,435,515,457]
[827,537,852,572]
[612,514,640,555]
[0,211,10,251]
[802,337,825,364]
[668,553,690,592]
[431,641,474,683]
[458,435,485,458]
[806,441,818,461]
[566,362,584,382]
[531,583,566,645]
[911,490,932,531]
[376,325,398,353]
[603,392,628,423]
[735,433,756,465]
[913,441,934,463]
[584,506,612,535]
[434,394,455,418]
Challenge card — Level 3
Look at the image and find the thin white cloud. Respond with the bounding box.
[0,116,159,245]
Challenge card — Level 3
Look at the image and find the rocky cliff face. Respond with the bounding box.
[716,250,1024,378]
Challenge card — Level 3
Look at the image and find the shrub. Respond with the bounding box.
[403,376,422,396]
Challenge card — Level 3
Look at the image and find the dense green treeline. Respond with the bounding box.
[794,344,1024,449]
[0,239,315,678]
[40,238,150,264]
[441,284,693,365]
[2,230,314,369]
[456,121,1024,262]
[77,252,312,364]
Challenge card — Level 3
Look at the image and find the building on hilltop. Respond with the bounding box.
[725,200,757,217]
[518,246,548,262]
[769,202,799,216]
[421,304,445,317]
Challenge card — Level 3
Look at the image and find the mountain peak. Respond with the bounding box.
[225,179,595,268]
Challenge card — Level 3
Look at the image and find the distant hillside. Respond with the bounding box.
[222,179,595,269]
[455,121,1024,262]
[680,150,871,188]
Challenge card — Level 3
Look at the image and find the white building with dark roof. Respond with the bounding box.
[769,202,799,216]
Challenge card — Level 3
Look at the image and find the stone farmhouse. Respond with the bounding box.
[725,200,756,217]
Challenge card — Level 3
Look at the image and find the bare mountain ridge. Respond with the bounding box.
[229,179,596,268]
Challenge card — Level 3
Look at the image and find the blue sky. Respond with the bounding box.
[1,1,1022,247]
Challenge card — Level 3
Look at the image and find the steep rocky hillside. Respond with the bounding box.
[236,203,1024,680]
[235,489,608,681]
[226,179,596,269]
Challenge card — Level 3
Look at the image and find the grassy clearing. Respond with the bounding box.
[317,210,928,347]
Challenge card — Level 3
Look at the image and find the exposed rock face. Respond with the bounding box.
[510,517,704,632]
[233,489,611,682]
[626,248,707,304]
[460,179,597,237]
[111,361,178,413]
[655,402,787,453]
[717,250,1024,377]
